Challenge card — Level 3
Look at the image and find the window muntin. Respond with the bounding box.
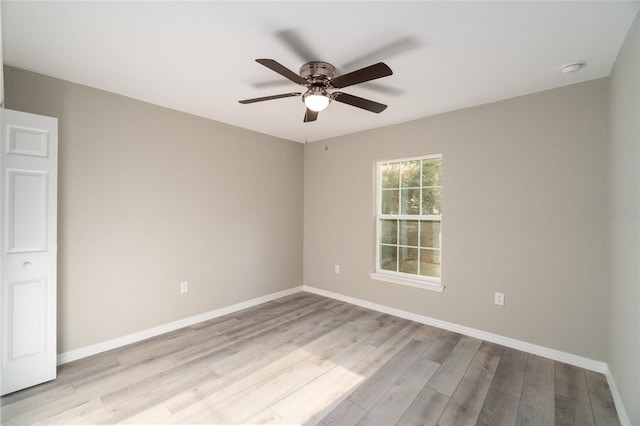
[376,154,442,284]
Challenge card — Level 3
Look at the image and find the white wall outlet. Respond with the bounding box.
[334,265,341,274]
[495,292,505,306]
[180,281,189,294]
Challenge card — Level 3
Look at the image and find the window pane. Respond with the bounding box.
[420,249,441,278]
[422,158,442,186]
[401,160,421,188]
[381,245,397,271]
[422,188,442,215]
[399,247,418,274]
[377,155,442,281]
[381,163,399,189]
[420,221,441,248]
[381,220,397,244]
[401,189,420,215]
[399,220,419,246]
[381,189,399,214]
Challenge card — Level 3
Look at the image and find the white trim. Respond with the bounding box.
[604,365,631,426]
[378,152,443,164]
[369,272,444,292]
[302,285,608,374]
[56,286,303,365]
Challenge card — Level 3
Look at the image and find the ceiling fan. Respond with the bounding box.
[239,59,393,122]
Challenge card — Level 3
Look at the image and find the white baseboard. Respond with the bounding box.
[303,285,633,424]
[57,286,303,365]
[302,285,607,373]
[604,365,631,426]
[56,283,629,425]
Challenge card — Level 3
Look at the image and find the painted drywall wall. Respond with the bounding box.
[3,63,617,369]
[607,11,640,426]
[4,67,304,353]
[304,79,609,361]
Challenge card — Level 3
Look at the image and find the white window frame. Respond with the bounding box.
[369,153,444,292]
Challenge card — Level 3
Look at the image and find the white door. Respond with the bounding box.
[0,108,58,395]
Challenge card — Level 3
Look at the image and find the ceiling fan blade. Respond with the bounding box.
[330,62,393,89]
[239,92,301,104]
[304,109,318,122]
[276,29,319,63]
[333,92,388,113]
[256,59,308,85]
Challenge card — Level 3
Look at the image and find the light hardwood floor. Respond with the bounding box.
[0,292,620,425]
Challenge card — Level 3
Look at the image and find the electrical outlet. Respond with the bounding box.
[334,265,340,274]
[180,281,189,294]
[495,292,505,306]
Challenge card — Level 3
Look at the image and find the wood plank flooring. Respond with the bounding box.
[0,292,621,425]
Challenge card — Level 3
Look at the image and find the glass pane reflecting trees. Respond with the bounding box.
[378,155,442,279]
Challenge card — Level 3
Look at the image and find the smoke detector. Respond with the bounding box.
[560,62,585,73]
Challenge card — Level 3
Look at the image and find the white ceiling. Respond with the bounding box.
[2,1,639,143]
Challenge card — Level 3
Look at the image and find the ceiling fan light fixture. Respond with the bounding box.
[303,89,330,112]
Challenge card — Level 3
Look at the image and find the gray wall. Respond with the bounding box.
[607,12,640,426]
[304,79,609,361]
[4,67,304,353]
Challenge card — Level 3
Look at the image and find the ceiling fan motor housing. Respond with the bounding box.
[300,61,336,85]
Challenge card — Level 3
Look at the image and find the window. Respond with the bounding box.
[370,154,443,292]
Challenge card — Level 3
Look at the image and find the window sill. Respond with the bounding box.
[369,272,445,293]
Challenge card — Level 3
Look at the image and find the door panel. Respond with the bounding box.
[6,170,49,252]
[7,125,50,157]
[9,278,46,359]
[1,108,57,395]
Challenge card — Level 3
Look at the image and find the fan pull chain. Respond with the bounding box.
[305,117,308,144]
